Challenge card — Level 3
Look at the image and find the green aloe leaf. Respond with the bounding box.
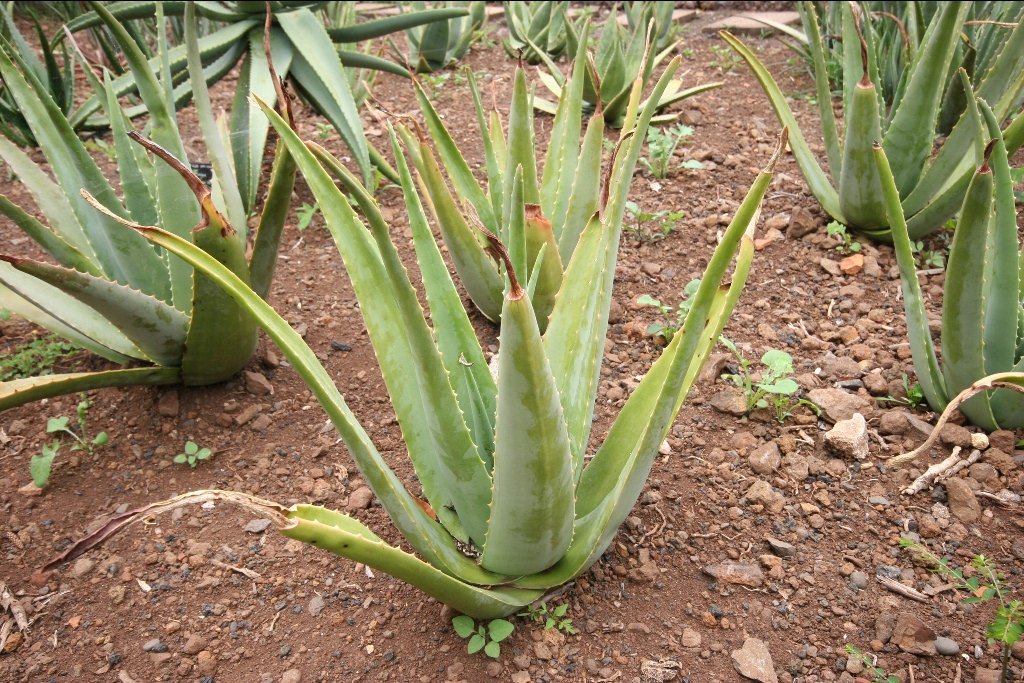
[0,367,180,412]
[838,78,886,230]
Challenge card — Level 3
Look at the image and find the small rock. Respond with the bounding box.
[878,411,909,435]
[875,612,896,644]
[731,637,779,683]
[891,613,936,656]
[824,413,869,459]
[250,413,272,432]
[17,482,43,496]
[788,206,817,238]
[308,595,326,617]
[819,258,842,276]
[510,672,532,683]
[849,571,868,590]
[743,480,786,513]
[347,486,374,510]
[939,423,973,448]
[244,371,274,396]
[243,518,272,534]
[807,388,872,422]
[181,635,207,656]
[839,253,864,275]
[196,650,217,676]
[935,637,959,656]
[641,261,662,276]
[157,390,180,417]
[975,668,1001,683]
[972,432,990,450]
[281,669,302,683]
[749,442,781,475]
[142,639,166,653]
[703,562,764,588]
[710,388,749,416]
[944,478,981,523]
[989,430,1016,453]
[72,558,95,578]
[765,537,796,558]
[680,628,702,648]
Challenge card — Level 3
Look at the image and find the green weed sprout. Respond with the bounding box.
[721,340,815,422]
[451,616,514,658]
[175,440,212,468]
[519,601,576,634]
[640,123,696,179]
[30,396,108,488]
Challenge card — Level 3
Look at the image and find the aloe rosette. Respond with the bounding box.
[724,1,1024,241]
[502,1,578,64]
[400,0,486,72]
[0,4,296,410]
[44,64,785,618]
[61,1,467,190]
[401,34,604,329]
[878,95,1024,431]
[534,14,721,128]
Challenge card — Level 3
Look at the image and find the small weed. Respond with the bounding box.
[709,43,743,72]
[623,201,684,241]
[721,338,817,422]
[518,602,577,634]
[637,278,702,344]
[877,373,926,409]
[297,202,320,231]
[315,122,333,140]
[844,645,897,683]
[911,239,945,269]
[0,335,80,381]
[175,440,213,468]
[681,47,695,58]
[640,123,696,179]
[901,538,1024,683]
[31,396,108,488]
[825,220,861,254]
[451,615,514,658]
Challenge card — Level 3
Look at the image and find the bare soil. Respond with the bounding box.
[2,7,1023,683]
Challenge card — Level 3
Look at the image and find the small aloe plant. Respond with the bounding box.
[43,67,785,619]
[0,5,296,411]
[724,1,1024,241]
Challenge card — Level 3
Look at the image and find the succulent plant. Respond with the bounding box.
[400,0,486,72]
[502,1,578,64]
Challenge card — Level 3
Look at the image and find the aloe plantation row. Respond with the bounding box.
[1,1,1023,675]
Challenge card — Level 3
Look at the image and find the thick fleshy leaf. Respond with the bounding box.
[0,367,179,412]
[838,81,886,230]
[0,195,96,276]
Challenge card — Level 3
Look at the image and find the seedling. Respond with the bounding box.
[0,335,80,381]
[720,339,816,422]
[30,396,108,488]
[518,601,577,634]
[825,220,861,254]
[709,43,743,72]
[623,201,684,241]
[297,202,320,231]
[877,373,927,409]
[315,122,333,140]
[46,397,109,455]
[637,279,702,343]
[640,123,695,179]
[451,615,514,658]
[175,440,213,468]
[901,538,1024,683]
[85,136,117,161]
[844,645,897,683]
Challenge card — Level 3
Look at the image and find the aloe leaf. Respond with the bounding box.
[838,79,887,230]
[413,79,497,233]
[259,100,495,550]
[129,221,507,587]
[282,507,540,619]
[524,206,563,333]
[185,2,246,236]
[481,276,574,576]
[0,367,179,412]
[0,195,97,276]
[541,35,586,232]
[873,143,947,411]
[883,2,968,195]
[721,32,844,223]
[0,255,188,367]
[505,167,527,279]
[248,143,298,299]
[0,278,141,364]
[0,45,169,301]
[467,71,503,227]
[556,113,604,260]
[504,69,539,210]
[328,7,468,42]
[279,8,370,183]
[409,132,504,322]
[100,76,158,227]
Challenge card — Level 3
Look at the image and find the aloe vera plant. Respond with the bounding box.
[399,1,486,72]
[402,35,604,329]
[879,98,1024,431]
[61,1,467,191]
[723,1,1024,241]
[622,1,678,52]
[502,1,578,64]
[535,14,721,127]
[0,4,296,410]
[44,61,786,619]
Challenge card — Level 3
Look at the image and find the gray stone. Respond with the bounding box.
[703,562,764,588]
[680,628,702,648]
[824,413,869,459]
[781,453,809,481]
[819,354,862,380]
[743,480,786,513]
[281,670,302,683]
[244,370,274,396]
[142,639,166,652]
[243,518,272,534]
[850,571,868,590]
[766,536,796,558]
[72,558,94,578]
[935,637,959,656]
[807,388,872,422]
[939,423,973,448]
[730,637,779,683]
[878,411,909,435]
[749,442,781,475]
[875,612,896,643]
[944,478,981,523]
[308,595,326,617]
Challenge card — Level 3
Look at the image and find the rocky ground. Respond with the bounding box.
[2,5,1024,683]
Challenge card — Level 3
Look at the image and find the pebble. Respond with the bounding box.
[710,388,749,416]
[244,370,274,396]
[749,442,781,475]
[807,388,872,422]
[944,478,981,523]
[731,637,779,683]
[281,669,302,683]
[243,518,273,534]
[891,613,936,655]
[308,595,326,617]
[347,486,374,510]
[766,536,796,558]
[142,639,166,653]
[703,562,764,588]
[849,571,868,590]
[196,650,217,676]
[823,413,869,459]
[157,390,179,417]
[72,558,95,578]
[935,636,959,656]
